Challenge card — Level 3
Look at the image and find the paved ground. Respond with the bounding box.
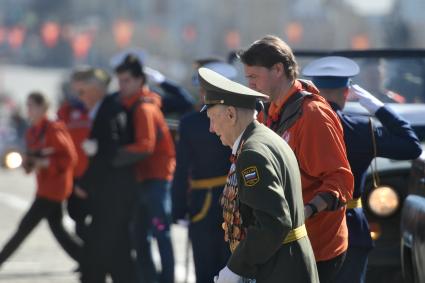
[0,169,195,283]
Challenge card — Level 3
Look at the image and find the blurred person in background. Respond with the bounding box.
[171,58,235,283]
[356,59,406,103]
[111,50,195,115]
[114,55,176,283]
[71,67,138,283]
[239,35,354,283]
[57,82,91,243]
[302,56,423,283]
[0,91,82,269]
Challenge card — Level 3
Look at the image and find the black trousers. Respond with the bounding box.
[317,251,346,283]
[67,192,89,242]
[0,197,82,265]
[80,184,138,283]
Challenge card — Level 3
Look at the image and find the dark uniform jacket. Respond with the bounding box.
[331,103,422,248]
[227,121,319,283]
[159,80,195,114]
[172,111,231,221]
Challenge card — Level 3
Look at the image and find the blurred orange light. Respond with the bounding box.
[113,20,134,49]
[41,21,61,48]
[225,30,241,49]
[8,26,26,50]
[351,34,370,50]
[285,22,303,44]
[183,25,197,42]
[72,33,92,59]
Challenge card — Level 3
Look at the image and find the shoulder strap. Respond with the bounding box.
[272,91,312,136]
[369,117,381,188]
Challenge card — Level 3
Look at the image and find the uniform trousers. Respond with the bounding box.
[316,251,346,283]
[188,189,229,283]
[334,246,370,283]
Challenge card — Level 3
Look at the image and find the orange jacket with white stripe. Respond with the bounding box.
[267,80,354,262]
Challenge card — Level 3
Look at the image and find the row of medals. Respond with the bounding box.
[220,163,246,252]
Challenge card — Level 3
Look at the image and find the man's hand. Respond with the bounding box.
[82,139,98,156]
[348,84,384,114]
[214,266,242,283]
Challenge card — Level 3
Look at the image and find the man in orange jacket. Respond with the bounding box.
[239,35,354,283]
[115,54,176,283]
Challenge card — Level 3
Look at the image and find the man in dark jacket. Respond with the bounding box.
[71,67,137,283]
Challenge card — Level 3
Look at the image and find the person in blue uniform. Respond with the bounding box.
[302,56,423,283]
[171,60,237,283]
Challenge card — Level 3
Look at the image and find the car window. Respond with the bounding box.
[297,53,425,105]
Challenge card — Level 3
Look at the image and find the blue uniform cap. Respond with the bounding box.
[302,56,360,89]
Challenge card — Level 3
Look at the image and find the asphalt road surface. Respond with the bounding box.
[0,169,195,283]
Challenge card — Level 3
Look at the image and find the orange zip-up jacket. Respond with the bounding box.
[267,80,354,262]
[57,102,91,178]
[121,87,176,182]
[26,117,78,202]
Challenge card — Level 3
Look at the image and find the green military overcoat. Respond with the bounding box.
[227,120,319,283]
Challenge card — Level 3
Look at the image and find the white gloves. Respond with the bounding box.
[214,266,242,283]
[144,67,166,84]
[349,84,384,114]
[82,139,98,156]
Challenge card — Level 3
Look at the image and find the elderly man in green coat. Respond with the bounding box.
[198,67,319,283]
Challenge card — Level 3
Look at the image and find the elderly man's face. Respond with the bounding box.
[207,105,234,147]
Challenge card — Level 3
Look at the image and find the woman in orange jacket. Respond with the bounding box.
[0,92,82,268]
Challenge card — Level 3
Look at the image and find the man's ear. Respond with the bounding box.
[227,106,237,123]
[272,62,284,77]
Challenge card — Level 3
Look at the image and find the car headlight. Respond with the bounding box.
[368,185,400,217]
[4,151,23,169]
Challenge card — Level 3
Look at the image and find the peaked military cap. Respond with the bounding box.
[198,67,269,112]
[302,56,360,89]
